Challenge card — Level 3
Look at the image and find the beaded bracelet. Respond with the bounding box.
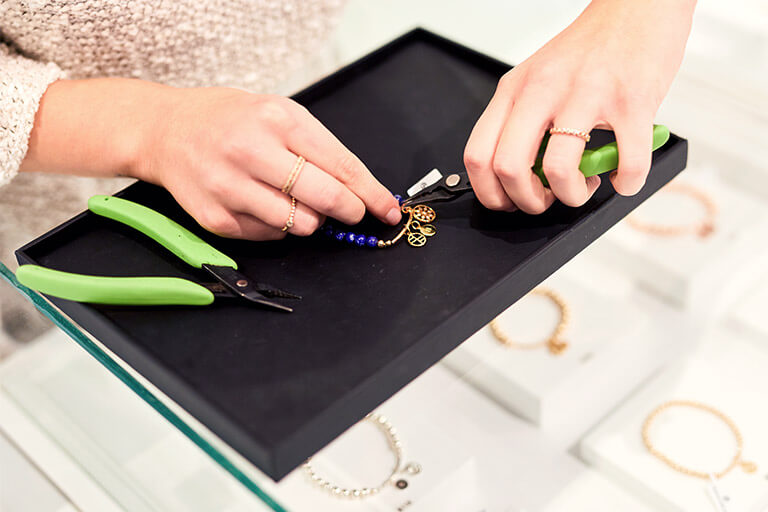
[320,195,438,249]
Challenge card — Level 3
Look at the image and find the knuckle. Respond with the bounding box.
[334,151,362,184]
[316,183,346,213]
[496,72,517,93]
[293,216,322,237]
[463,149,487,172]
[492,157,523,182]
[204,173,232,199]
[541,155,573,181]
[199,210,238,236]
[478,194,512,211]
[252,98,295,130]
[520,202,548,215]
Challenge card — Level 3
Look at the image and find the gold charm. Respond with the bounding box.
[740,460,758,473]
[412,205,436,223]
[547,338,568,355]
[377,204,438,249]
[420,224,436,237]
[407,232,427,247]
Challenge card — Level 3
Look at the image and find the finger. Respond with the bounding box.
[463,79,518,211]
[492,99,556,214]
[241,149,368,225]
[285,107,401,225]
[609,117,654,196]
[197,205,287,241]
[227,213,288,240]
[542,109,597,207]
[223,178,325,236]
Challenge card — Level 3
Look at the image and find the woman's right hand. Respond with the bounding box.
[138,88,402,240]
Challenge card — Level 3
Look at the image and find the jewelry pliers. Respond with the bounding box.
[401,124,671,207]
[16,195,301,312]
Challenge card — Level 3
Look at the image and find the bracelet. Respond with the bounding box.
[626,182,717,238]
[642,400,757,479]
[303,413,422,499]
[320,196,438,249]
[489,287,569,355]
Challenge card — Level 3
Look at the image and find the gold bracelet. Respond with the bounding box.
[642,400,757,479]
[626,182,717,238]
[489,287,569,355]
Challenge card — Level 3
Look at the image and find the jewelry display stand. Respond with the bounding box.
[588,167,768,312]
[441,266,687,444]
[580,329,768,512]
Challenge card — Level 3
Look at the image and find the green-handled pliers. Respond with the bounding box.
[16,195,301,312]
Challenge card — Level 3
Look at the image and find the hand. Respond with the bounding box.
[463,0,695,213]
[139,89,401,240]
[22,80,401,240]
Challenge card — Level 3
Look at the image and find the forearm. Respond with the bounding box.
[20,78,175,181]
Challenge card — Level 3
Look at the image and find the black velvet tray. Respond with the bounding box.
[16,28,687,480]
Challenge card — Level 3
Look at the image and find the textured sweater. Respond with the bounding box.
[0,0,345,186]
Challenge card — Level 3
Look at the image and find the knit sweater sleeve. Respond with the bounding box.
[0,42,65,187]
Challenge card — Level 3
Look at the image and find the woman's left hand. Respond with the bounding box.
[463,0,695,213]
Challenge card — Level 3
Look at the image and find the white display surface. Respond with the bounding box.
[728,277,768,345]
[588,167,768,312]
[441,263,694,446]
[580,329,768,512]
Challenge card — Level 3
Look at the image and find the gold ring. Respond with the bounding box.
[282,196,297,232]
[282,155,306,195]
[549,127,591,143]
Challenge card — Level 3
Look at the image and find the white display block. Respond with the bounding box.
[588,167,768,312]
[441,266,691,446]
[580,329,768,512]
[728,277,768,345]
[277,406,479,512]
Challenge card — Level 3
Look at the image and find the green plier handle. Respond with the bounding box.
[17,196,237,306]
[533,124,670,186]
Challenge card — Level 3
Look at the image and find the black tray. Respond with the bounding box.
[17,28,687,480]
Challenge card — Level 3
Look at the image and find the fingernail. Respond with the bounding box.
[385,206,402,225]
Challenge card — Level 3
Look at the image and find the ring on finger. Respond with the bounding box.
[549,127,591,143]
[282,155,306,195]
[282,196,297,232]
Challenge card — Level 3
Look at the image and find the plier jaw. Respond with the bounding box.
[400,171,473,208]
[203,265,300,313]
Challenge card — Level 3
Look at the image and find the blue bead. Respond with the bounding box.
[366,236,379,247]
[322,225,335,237]
[355,235,366,247]
[335,231,346,241]
[345,232,357,244]
[394,194,403,205]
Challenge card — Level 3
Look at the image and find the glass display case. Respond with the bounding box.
[1,1,767,511]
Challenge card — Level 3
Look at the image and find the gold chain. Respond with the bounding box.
[626,182,717,238]
[489,287,570,355]
[642,400,758,479]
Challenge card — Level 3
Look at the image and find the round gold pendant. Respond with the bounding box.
[407,232,427,247]
[411,205,436,223]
